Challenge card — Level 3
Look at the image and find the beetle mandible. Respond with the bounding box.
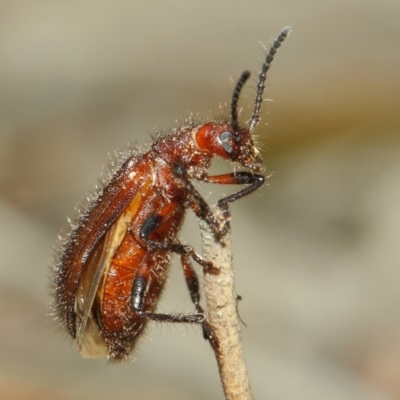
[52,27,291,361]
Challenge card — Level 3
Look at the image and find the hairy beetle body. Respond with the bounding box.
[52,27,291,361]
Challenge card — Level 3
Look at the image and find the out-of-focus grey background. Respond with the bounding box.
[1,1,399,399]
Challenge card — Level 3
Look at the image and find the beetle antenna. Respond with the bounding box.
[231,70,251,141]
[249,26,292,132]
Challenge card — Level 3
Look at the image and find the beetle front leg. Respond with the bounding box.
[205,172,265,207]
[186,172,264,236]
[185,181,230,237]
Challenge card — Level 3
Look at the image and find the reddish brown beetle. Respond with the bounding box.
[52,27,291,361]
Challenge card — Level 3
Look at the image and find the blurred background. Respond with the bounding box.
[0,1,399,399]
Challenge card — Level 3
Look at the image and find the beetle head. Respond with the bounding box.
[194,26,292,173]
[194,121,262,172]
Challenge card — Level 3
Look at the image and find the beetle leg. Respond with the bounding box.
[173,163,229,235]
[180,253,201,307]
[136,213,219,349]
[139,214,216,272]
[184,172,264,236]
[131,274,204,324]
[184,182,229,236]
[131,271,219,351]
[180,253,219,347]
[205,172,265,207]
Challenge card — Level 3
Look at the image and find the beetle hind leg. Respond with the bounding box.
[131,273,219,351]
[136,212,219,350]
[180,253,219,351]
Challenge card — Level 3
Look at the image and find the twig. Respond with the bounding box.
[198,206,254,400]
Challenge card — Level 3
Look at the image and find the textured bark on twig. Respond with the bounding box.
[198,206,254,400]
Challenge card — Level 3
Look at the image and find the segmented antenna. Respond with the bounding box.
[249,26,292,132]
[231,70,251,140]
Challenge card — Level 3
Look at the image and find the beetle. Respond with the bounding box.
[52,27,291,361]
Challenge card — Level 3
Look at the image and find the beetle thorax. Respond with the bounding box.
[152,126,212,180]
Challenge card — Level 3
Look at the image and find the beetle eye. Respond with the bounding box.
[219,131,233,154]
